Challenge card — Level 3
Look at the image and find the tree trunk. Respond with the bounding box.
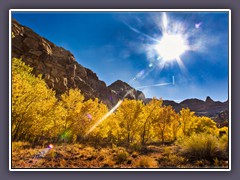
[161,130,164,143]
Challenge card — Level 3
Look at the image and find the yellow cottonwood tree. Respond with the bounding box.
[140,98,163,144]
[113,99,143,145]
[11,59,224,147]
[12,58,57,142]
[75,98,108,140]
[153,105,176,143]
[188,116,217,135]
[60,89,84,141]
[178,108,195,138]
[169,113,180,141]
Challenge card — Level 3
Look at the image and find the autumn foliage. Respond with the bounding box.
[12,58,228,167]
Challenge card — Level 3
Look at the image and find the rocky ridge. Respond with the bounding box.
[163,96,228,118]
[11,19,144,107]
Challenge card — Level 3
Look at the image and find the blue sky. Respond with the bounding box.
[12,11,229,102]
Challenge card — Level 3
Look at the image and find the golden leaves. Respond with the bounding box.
[12,58,226,145]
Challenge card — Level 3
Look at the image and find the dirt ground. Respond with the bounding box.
[11,143,228,169]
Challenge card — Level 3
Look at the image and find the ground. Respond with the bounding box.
[11,142,228,169]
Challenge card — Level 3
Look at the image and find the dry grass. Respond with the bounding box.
[115,149,129,164]
[178,133,228,162]
[11,142,228,169]
[133,156,158,168]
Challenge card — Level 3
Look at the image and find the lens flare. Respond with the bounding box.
[136,70,145,78]
[135,82,172,89]
[84,100,123,137]
[195,22,202,29]
[126,12,192,74]
[35,145,53,159]
[86,13,193,137]
[87,113,92,119]
[48,144,54,149]
[162,12,168,34]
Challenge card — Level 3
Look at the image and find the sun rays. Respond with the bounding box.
[85,12,194,136]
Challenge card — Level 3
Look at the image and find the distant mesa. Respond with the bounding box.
[11,19,228,120]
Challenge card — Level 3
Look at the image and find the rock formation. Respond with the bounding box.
[161,97,229,119]
[108,80,145,101]
[11,19,144,108]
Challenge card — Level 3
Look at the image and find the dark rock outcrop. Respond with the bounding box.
[146,96,228,121]
[205,96,214,104]
[162,97,228,119]
[212,110,229,127]
[11,19,144,108]
[108,80,145,101]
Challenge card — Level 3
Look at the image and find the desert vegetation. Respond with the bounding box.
[11,58,229,169]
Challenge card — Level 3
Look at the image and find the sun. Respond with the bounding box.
[155,34,188,61]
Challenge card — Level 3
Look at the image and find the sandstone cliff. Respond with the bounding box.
[11,19,145,108]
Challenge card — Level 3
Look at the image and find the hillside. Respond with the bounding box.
[12,19,144,108]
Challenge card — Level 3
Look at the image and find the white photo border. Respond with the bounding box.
[9,9,231,171]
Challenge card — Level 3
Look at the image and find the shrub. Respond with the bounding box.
[102,157,115,167]
[163,146,172,156]
[218,127,229,153]
[158,155,186,168]
[168,154,185,165]
[129,143,142,152]
[12,141,31,151]
[179,133,227,161]
[134,156,158,168]
[131,151,139,158]
[115,150,129,164]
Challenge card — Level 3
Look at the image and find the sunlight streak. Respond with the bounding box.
[135,82,172,89]
[128,66,156,85]
[125,23,159,43]
[176,56,188,74]
[85,13,202,137]
[84,100,123,137]
[162,12,168,34]
[125,12,191,75]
